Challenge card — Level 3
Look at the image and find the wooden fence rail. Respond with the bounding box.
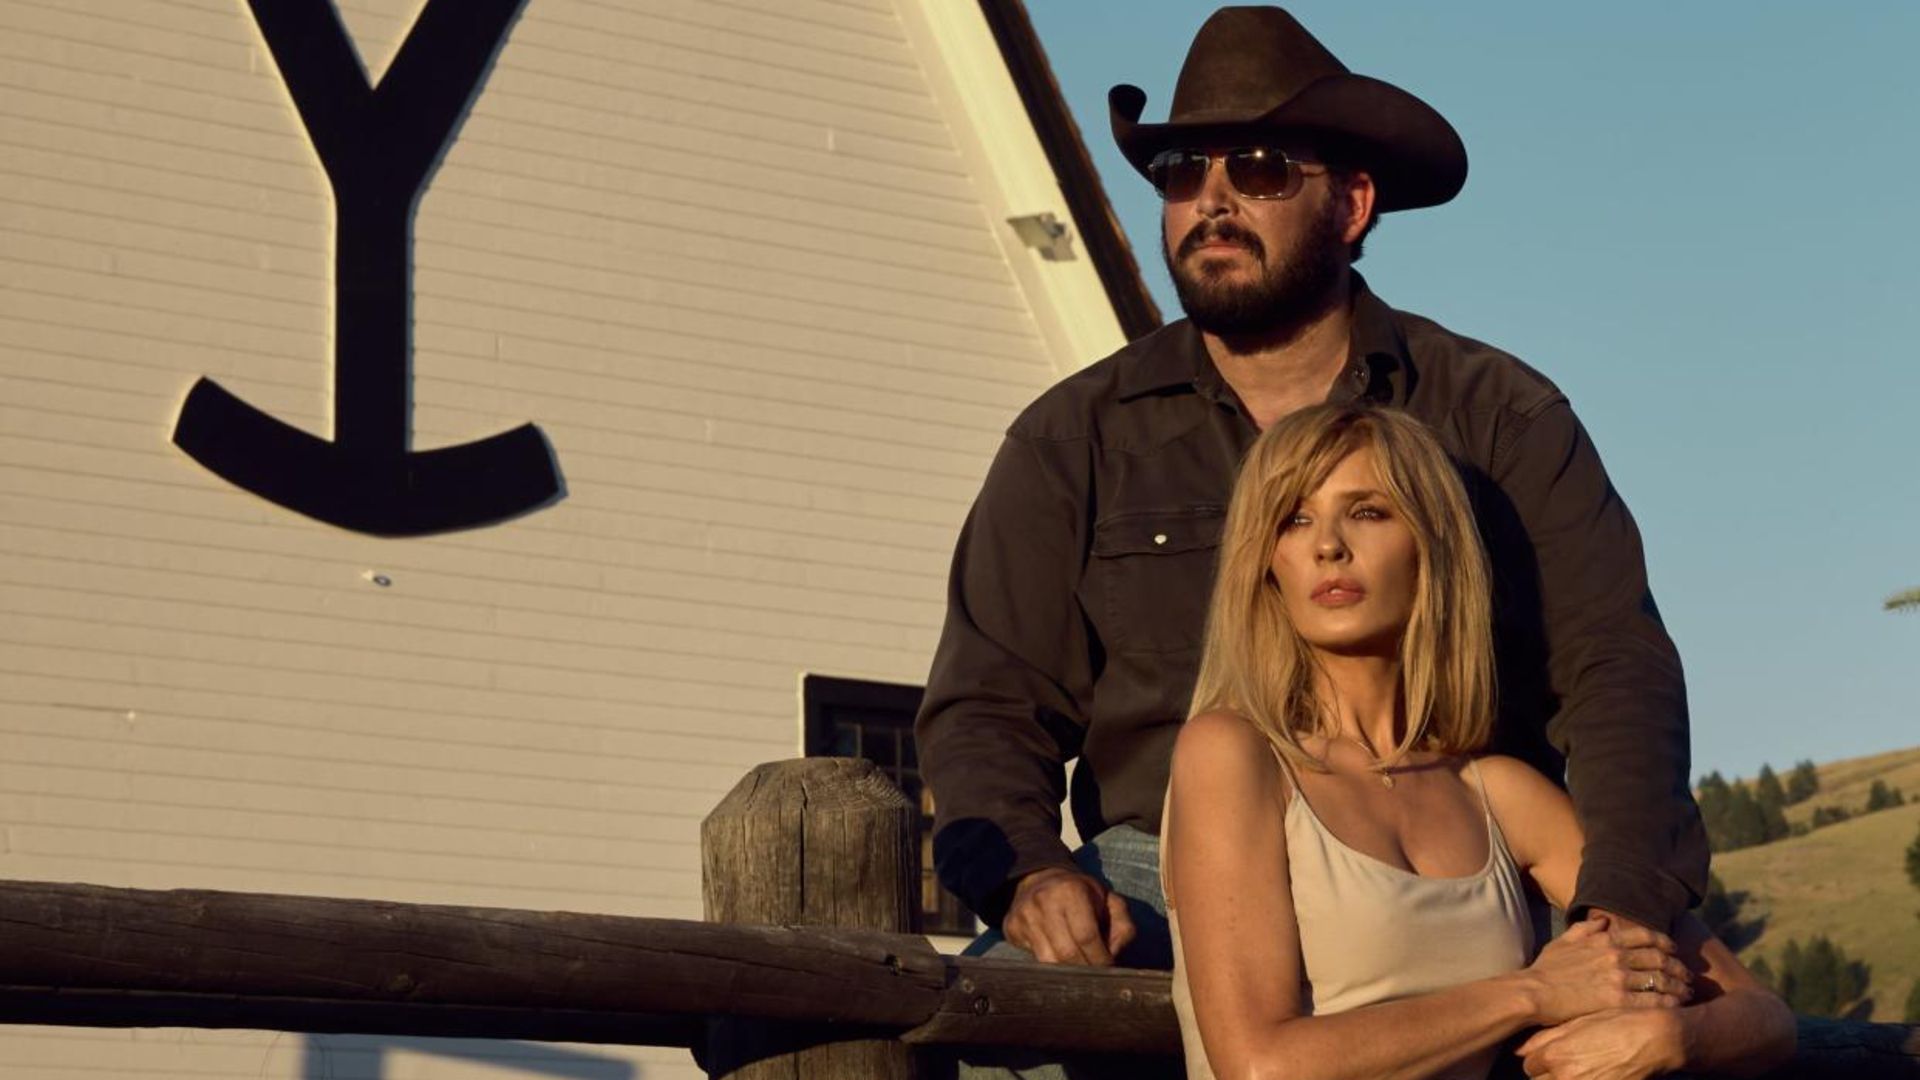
[0,758,1911,1079]
[0,879,1170,1053]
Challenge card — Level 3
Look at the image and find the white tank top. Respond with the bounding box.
[1163,753,1534,1080]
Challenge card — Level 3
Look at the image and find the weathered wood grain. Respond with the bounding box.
[0,876,1176,1052]
[0,877,1909,1074]
[701,757,920,1079]
[1782,1015,1920,1078]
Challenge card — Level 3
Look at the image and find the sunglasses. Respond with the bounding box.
[1146,147,1326,202]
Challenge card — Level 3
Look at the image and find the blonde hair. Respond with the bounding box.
[1189,404,1495,770]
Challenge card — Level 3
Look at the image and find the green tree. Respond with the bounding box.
[1697,772,1733,851]
[1697,771,1731,800]
[1906,819,1920,891]
[1723,781,1767,850]
[1752,770,1790,841]
[1867,779,1905,812]
[1800,938,1840,1016]
[1698,772,1790,851]
[1762,788,1790,841]
[1777,940,1806,1009]
[1756,764,1787,812]
[1723,779,1789,848]
[1887,586,1920,612]
[1774,935,1871,1018]
[1785,759,1820,805]
[1811,804,1853,829]
[1907,977,1920,1024]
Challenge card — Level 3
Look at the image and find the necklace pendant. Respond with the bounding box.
[1379,772,1395,790]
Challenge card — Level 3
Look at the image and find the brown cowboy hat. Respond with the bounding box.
[1110,6,1467,212]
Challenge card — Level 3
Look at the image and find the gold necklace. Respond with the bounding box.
[1331,732,1397,789]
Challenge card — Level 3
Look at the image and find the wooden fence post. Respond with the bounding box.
[702,758,920,1079]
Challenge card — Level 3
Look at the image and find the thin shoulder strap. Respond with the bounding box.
[1465,756,1493,823]
[1265,738,1303,805]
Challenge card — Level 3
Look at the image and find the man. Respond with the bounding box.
[917,4,1706,987]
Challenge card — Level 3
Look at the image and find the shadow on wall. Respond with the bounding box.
[302,1035,639,1080]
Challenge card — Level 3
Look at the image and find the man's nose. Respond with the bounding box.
[1194,156,1236,216]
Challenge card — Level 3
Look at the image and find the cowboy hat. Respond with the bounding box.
[1110,6,1467,211]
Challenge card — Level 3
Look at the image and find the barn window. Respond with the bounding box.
[802,675,977,937]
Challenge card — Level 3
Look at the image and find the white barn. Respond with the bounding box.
[0,0,1157,1076]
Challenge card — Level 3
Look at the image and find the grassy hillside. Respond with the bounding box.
[1711,746,1920,1023]
[1776,745,1920,830]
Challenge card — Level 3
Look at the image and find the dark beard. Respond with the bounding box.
[1165,199,1347,342]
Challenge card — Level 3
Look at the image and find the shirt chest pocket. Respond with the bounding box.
[1088,507,1225,655]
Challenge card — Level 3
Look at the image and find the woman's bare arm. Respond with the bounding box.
[1472,754,1587,909]
[1514,916,1796,1079]
[1168,716,1674,1080]
[1477,755,1796,1078]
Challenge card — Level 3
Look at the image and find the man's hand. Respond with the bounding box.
[1001,867,1136,965]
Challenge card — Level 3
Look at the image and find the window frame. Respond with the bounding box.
[801,674,977,938]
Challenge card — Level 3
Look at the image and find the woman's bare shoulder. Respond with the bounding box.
[1471,752,1560,795]
[1179,709,1267,749]
[1174,711,1288,796]
[1471,753,1581,863]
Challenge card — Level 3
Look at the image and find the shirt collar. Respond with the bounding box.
[1114,319,1218,403]
[1115,273,1416,408]
[1343,273,1415,407]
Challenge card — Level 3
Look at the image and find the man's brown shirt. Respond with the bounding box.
[915,280,1708,932]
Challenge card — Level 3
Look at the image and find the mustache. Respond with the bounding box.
[1177,220,1266,261]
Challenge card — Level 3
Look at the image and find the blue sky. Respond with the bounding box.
[1025,3,1920,780]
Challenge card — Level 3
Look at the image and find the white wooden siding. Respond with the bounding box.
[0,0,1125,1076]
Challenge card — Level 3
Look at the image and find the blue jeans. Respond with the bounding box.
[950,825,1180,1080]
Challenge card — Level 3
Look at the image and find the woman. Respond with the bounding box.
[1163,404,1793,1080]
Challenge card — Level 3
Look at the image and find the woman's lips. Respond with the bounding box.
[1311,579,1366,607]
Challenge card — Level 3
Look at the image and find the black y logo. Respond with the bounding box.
[172,0,561,535]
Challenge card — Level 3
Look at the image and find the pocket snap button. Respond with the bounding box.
[1153,533,1168,545]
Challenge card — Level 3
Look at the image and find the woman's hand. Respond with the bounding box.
[1517,1007,1683,1080]
[1520,916,1691,1025]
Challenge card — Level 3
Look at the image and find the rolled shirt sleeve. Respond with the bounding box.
[1493,400,1709,931]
